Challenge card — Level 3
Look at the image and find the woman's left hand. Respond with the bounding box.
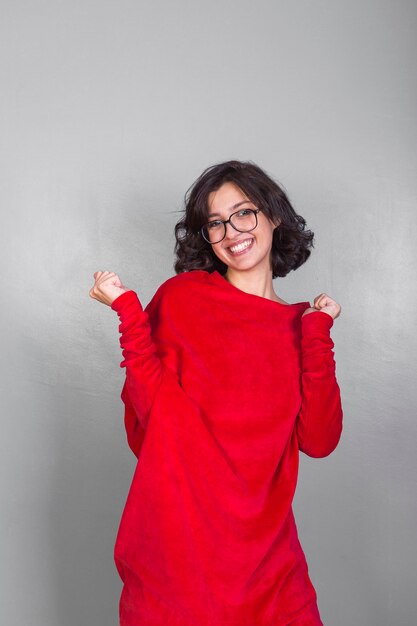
[302,293,341,320]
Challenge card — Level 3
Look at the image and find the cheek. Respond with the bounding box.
[211,244,226,261]
[264,224,276,244]
[261,230,275,255]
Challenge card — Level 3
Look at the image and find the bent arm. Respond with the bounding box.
[296,311,343,458]
[111,289,178,456]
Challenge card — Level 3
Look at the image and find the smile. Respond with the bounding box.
[228,238,254,254]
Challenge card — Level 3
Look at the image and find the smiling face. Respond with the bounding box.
[207,182,279,277]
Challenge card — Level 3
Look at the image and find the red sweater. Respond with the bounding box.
[111,269,343,626]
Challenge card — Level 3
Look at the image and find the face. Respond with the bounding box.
[206,182,279,276]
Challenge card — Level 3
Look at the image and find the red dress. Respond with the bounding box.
[110,269,343,626]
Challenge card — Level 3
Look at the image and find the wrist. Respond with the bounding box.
[111,289,136,311]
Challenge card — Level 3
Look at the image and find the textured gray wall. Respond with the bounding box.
[1,1,416,625]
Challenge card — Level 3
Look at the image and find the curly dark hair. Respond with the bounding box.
[174,160,314,279]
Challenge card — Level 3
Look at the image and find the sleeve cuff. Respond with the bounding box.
[301,310,334,333]
[110,290,141,313]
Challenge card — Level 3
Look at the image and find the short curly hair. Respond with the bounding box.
[174,160,314,279]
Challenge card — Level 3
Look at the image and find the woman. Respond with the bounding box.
[90,160,343,626]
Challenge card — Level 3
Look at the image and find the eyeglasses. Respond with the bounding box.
[201,208,261,244]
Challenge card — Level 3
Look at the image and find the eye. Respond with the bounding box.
[207,220,222,230]
[238,209,253,216]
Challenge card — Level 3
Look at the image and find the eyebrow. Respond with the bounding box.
[207,200,254,218]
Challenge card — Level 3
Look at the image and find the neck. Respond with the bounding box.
[225,266,278,301]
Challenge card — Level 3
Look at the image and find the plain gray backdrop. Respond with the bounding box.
[1,1,416,625]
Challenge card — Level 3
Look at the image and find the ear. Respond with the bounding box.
[273,217,281,229]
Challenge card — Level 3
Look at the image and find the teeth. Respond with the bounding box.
[229,239,253,253]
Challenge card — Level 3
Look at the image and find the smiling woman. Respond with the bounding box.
[90,159,343,626]
[206,182,279,288]
[174,160,315,284]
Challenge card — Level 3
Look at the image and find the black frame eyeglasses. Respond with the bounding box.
[200,208,261,244]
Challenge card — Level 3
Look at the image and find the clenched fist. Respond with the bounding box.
[302,293,341,320]
[89,271,131,306]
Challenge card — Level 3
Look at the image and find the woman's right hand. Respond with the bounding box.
[89,271,131,307]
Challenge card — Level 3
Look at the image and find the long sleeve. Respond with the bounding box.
[111,290,166,456]
[296,310,343,458]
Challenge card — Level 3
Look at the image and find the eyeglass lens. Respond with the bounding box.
[202,210,257,243]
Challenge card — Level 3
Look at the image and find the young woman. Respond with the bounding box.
[90,160,343,626]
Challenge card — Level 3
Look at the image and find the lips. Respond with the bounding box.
[227,237,254,254]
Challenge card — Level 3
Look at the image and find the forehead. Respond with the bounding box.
[207,182,253,217]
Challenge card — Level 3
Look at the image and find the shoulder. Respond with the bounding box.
[161,270,209,290]
[156,270,210,299]
[145,270,210,316]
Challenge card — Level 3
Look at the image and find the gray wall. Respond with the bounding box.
[1,1,416,624]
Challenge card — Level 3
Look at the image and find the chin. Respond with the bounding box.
[224,260,263,273]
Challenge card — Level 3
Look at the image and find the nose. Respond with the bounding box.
[223,219,240,240]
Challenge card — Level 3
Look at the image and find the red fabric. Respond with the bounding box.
[111,269,343,626]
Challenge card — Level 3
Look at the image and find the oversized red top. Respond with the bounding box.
[110,269,343,626]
